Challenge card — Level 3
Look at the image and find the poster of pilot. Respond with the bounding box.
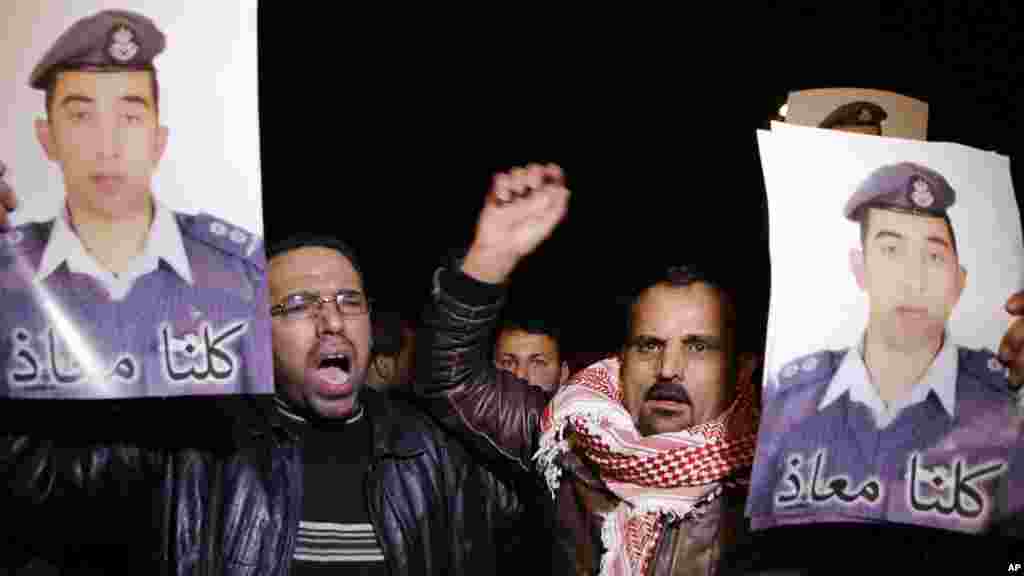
[0,2,271,398]
[746,122,1024,537]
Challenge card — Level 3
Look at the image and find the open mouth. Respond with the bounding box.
[315,353,351,389]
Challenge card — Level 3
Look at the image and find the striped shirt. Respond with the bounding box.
[277,399,388,574]
[294,521,386,566]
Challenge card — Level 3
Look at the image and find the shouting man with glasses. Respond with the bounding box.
[268,240,373,422]
[254,234,526,574]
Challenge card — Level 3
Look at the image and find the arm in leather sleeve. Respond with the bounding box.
[414,264,552,475]
[1,402,167,501]
[0,403,165,564]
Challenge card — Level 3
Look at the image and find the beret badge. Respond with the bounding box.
[107,23,139,63]
[908,176,935,209]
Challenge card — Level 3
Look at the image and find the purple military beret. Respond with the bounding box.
[29,9,165,90]
[843,162,956,221]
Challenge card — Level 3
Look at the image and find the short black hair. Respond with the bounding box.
[45,66,160,117]
[622,263,764,357]
[266,233,363,279]
[498,316,564,351]
[856,206,958,256]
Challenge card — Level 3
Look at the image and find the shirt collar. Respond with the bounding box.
[149,200,193,285]
[916,331,958,417]
[36,206,90,282]
[819,342,868,412]
[819,330,957,418]
[273,395,365,426]
[35,200,193,285]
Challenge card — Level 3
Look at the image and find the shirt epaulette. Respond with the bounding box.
[177,213,264,270]
[776,349,846,391]
[0,221,50,267]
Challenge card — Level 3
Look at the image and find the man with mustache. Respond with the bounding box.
[415,163,763,575]
[0,9,269,398]
[747,162,1024,537]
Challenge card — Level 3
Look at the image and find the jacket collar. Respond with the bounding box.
[246,389,426,459]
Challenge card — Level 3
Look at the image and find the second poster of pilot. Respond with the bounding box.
[746,123,1024,537]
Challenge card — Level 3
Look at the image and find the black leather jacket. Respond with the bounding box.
[415,265,754,576]
[2,389,523,575]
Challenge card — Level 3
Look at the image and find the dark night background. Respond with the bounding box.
[260,4,1021,368]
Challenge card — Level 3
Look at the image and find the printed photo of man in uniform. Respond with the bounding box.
[747,161,1024,537]
[0,9,271,398]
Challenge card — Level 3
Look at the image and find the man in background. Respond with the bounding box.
[494,314,569,392]
[367,306,418,396]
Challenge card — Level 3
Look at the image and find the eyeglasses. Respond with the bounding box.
[270,290,372,320]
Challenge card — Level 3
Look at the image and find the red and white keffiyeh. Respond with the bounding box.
[534,357,758,576]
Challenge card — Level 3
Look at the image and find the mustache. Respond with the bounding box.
[645,381,691,404]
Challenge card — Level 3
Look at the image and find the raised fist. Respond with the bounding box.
[462,163,570,284]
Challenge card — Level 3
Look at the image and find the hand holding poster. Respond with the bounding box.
[747,123,1024,537]
[0,3,270,398]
